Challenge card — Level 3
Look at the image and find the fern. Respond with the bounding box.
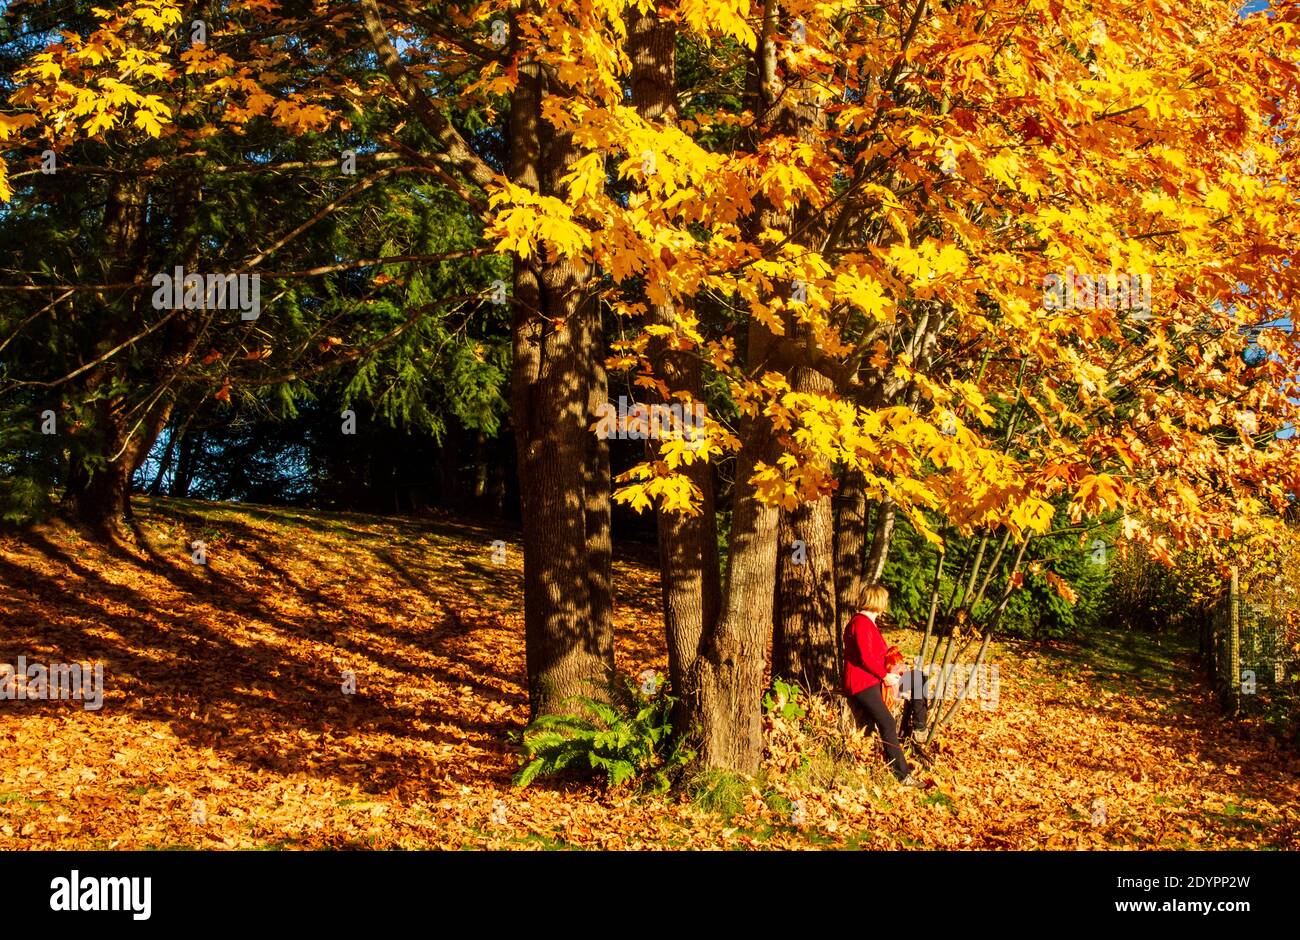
[513,682,692,792]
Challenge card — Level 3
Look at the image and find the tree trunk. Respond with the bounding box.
[864,497,896,583]
[765,0,836,695]
[685,0,820,772]
[146,422,179,496]
[171,429,198,497]
[509,31,614,717]
[63,167,208,535]
[62,442,132,538]
[472,432,488,501]
[834,468,868,624]
[626,6,721,731]
[61,176,150,537]
[124,398,174,502]
[688,376,783,771]
[357,0,616,714]
[579,274,615,673]
[773,357,839,692]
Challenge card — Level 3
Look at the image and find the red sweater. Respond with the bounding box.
[843,611,888,696]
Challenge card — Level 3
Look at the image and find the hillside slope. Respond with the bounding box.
[1,497,1296,849]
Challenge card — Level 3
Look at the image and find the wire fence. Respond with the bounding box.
[1201,567,1300,718]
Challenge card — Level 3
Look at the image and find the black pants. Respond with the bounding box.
[851,684,910,780]
[898,668,930,740]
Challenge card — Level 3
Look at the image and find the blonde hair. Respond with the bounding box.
[858,584,890,613]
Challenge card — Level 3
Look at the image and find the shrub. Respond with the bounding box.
[513,683,692,792]
[762,678,806,720]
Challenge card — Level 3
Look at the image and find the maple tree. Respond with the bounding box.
[584,0,1300,769]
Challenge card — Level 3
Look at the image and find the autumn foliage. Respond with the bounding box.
[3,0,1300,789]
[1,501,1297,848]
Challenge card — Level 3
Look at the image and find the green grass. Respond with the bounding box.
[1046,628,1192,698]
[725,822,777,847]
[1204,800,1278,835]
[921,790,954,809]
[0,791,44,806]
[335,797,378,807]
[841,830,877,850]
[510,831,582,850]
[802,830,838,847]
[688,769,750,821]
[764,791,794,817]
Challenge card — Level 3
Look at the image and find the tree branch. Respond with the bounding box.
[360,0,499,191]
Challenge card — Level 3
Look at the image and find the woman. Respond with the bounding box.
[843,584,923,787]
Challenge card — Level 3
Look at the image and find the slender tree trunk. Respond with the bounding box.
[834,468,868,624]
[850,305,948,584]
[473,432,488,501]
[686,0,822,772]
[925,538,1030,743]
[917,549,945,666]
[124,397,174,504]
[171,429,198,497]
[689,362,783,771]
[864,497,896,584]
[773,356,838,692]
[626,6,721,731]
[146,422,179,496]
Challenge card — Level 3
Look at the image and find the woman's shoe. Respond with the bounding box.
[899,774,924,788]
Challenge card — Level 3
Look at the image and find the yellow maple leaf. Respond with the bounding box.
[133,109,164,137]
[84,108,118,135]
